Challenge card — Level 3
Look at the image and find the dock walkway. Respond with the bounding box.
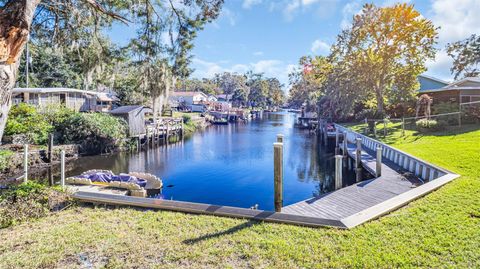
[282,141,418,220]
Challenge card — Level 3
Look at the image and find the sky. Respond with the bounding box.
[109,0,480,89]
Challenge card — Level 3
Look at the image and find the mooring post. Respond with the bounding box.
[335,129,340,155]
[355,138,362,169]
[23,144,28,183]
[342,131,348,157]
[356,168,363,182]
[401,118,405,137]
[364,118,368,135]
[383,119,387,137]
[47,133,54,163]
[276,134,284,143]
[376,146,382,177]
[60,150,65,188]
[273,142,283,212]
[335,155,343,190]
[323,123,328,146]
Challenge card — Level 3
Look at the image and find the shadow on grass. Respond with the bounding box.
[182,220,259,245]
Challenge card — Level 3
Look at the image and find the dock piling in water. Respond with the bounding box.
[355,138,362,169]
[273,142,283,212]
[376,146,382,177]
[276,134,284,143]
[335,155,343,190]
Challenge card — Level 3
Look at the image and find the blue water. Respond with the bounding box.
[66,112,357,210]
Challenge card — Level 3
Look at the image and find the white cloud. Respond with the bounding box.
[242,0,262,9]
[311,39,330,54]
[222,8,237,26]
[340,0,361,29]
[425,0,480,81]
[253,51,264,56]
[281,0,338,21]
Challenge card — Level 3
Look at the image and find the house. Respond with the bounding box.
[418,74,449,92]
[207,95,218,102]
[109,105,152,137]
[169,91,208,106]
[11,87,118,112]
[419,76,480,104]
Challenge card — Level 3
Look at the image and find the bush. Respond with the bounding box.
[5,104,53,144]
[0,182,71,228]
[182,114,192,124]
[59,112,128,154]
[433,102,459,125]
[416,119,445,132]
[0,150,13,172]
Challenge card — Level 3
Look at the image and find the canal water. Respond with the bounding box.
[65,112,358,210]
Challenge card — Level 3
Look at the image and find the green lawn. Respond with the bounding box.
[1,125,479,268]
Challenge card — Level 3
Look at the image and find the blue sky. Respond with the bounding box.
[109,0,480,88]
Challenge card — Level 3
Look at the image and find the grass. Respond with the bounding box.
[0,125,479,268]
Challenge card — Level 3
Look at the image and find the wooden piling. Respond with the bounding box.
[373,121,377,137]
[335,129,340,155]
[273,142,283,212]
[356,168,362,182]
[355,138,362,169]
[23,144,28,183]
[343,131,348,157]
[335,155,343,190]
[47,133,53,163]
[323,124,328,146]
[376,146,382,177]
[276,134,284,143]
[401,118,405,137]
[60,150,65,188]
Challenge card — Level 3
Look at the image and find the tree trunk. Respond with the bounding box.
[0,0,40,141]
[375,86,384,116]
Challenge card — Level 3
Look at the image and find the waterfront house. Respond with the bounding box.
[109,105,152,137]
[418,76,480,104]
[169,91,208,108]
[12,87,119,112]
[418,74,449,93]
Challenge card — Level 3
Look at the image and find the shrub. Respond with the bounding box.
[182,114,192,124]
[415,119,445,132]
[59,113,128,154]
[433,102,459,125]
[0,150,13,172]
[0,182,72,228]
[5,103,53,144]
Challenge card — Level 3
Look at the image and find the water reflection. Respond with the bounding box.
[39,111,358,210]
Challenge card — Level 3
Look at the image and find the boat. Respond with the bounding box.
[212,118,228,125]
[66,169,162,197]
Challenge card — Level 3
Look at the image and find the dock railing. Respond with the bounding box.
[335,123,455,182]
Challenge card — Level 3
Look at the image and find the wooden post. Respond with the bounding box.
[273,142,283,212]
[401,118,405,137]
[323,123,328,146]
[373,121,377,138]
[458,107,462,127]
[376,146,382,177]
[335,155,343,190]
[137,136,141,151]
[47,133,54,163]
[60,150,65,188]
[23,144,28,183]
[342,131,348,157]
[276,134,284,143]
[356,168,363,182]
[383,119,387,137]
[146,128,150,147]
[355,138,362,169]
[335,129,340,155]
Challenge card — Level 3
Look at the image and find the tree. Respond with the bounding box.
[447,34,480,79]
[329,3,437,115]
[0,0,223,141]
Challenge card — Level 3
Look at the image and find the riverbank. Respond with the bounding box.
[0,124,478,268]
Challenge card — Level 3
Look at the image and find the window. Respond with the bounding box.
[461,96,470,103]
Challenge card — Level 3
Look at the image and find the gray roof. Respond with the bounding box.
[109,105,145,114]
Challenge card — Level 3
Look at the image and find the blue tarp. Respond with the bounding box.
[77,172,147,188]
